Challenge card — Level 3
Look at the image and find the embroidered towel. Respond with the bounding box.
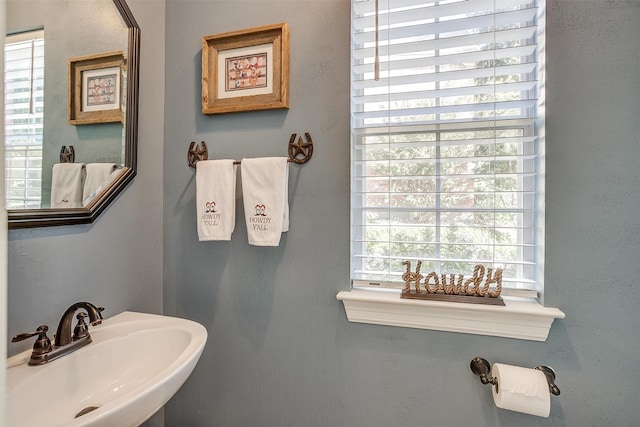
[83,163,118,203]
[51,163,86,208]
[241,157,289,246]
[196,159,237,241]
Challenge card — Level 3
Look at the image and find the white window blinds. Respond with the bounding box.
[4,30,44,209]
[350,0,545,294]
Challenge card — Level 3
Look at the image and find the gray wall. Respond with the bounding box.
[7,0,165,356]
[163,0,640,426]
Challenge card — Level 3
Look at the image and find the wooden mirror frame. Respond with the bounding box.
[8,0,140,229]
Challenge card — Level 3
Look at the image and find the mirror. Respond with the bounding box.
[5,0,139,228]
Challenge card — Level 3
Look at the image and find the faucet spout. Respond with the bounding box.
[54,302,104,347]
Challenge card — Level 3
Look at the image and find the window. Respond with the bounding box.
[4,29,44,209]
[350,0,545,297]
[340,0,563,341]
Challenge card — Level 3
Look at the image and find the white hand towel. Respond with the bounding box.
[83,163,118,203]
[241,157,289,246]
[51,163,86,208]
[196,159,237,241]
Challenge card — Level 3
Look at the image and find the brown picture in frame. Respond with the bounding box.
[202,23,289,114]
[68,51,125,125]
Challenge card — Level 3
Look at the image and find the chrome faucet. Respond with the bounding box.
[11,302,104,366]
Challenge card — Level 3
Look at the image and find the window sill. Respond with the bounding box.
[336,288,564,342]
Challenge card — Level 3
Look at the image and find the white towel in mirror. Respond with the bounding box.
[51,163,86,208]
[83,163,119,204]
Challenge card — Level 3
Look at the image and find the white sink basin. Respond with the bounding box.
[6,311,207,427]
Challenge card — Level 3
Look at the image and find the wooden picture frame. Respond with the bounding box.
[202,23,289,115]
[68,51,125,125]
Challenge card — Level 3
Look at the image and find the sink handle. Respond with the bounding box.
[11,325,52,356]
[12,325,49,342]
[73,313,90,340]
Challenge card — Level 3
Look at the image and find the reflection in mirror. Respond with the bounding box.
[5,0,139,228]
[4,28,44,209]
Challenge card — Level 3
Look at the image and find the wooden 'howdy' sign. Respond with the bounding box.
[400,261,505,306]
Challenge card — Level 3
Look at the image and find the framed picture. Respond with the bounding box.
[68,51,125,125]
[202,23,289,114]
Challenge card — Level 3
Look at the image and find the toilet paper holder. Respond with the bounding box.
[470,357,561,396]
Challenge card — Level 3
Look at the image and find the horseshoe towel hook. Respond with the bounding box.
[188,133,314,168]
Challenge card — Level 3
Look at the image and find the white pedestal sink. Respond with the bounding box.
[7,311,207,427]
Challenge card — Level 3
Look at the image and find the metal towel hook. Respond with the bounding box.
[60,146,75,163]
[187,133,314,168]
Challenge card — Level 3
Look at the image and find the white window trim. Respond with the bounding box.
[337,288,564,341]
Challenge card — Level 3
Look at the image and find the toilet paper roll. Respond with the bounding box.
[491,363,551,417]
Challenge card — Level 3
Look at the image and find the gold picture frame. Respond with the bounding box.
[68,51,125,125]
[202,23,289,115]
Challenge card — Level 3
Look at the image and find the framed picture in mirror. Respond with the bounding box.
[202,23,289,115]
[68,51,125,125]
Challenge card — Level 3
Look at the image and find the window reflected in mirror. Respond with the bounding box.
[4,29,44,209]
